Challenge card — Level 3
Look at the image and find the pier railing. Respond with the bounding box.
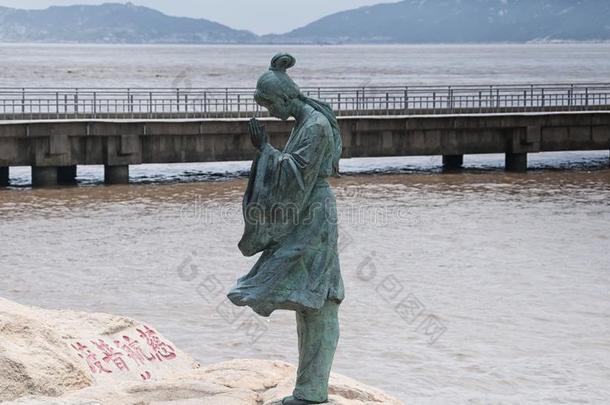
[0,83,609,120]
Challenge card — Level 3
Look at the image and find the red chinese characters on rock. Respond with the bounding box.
[91,338,130,372]
[137,325,177,361]
[70,326,178,381]
[115,335,154,366]
[71,341,112,374]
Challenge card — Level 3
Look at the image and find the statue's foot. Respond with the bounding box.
[282,395,328,404]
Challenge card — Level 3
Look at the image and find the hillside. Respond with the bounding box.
[0,2,256,44]
[0,1,608,44]
[267,0,610,44]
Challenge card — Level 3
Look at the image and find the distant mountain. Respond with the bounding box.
[0,1,608,44]
[267,0,610,44]
[0,2,256,44]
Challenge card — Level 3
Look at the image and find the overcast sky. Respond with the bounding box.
[0,1,393,35]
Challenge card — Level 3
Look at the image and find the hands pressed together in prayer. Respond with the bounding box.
[249,118,269,151]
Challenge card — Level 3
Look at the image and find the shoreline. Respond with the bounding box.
[0,151,608,190]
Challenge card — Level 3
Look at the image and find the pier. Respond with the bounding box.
[0,83,609,187]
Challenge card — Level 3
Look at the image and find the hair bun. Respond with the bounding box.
[270,53,296,72]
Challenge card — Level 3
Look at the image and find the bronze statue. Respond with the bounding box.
[228,53,344,405]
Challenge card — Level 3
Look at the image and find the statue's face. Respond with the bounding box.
[257,95,290,121]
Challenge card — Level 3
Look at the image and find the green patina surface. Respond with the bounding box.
[228,53,344,404]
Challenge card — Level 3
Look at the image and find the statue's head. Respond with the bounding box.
[255,53,343,177]
[254,53,302,120]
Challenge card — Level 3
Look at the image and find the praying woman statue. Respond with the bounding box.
[228,53,344,405]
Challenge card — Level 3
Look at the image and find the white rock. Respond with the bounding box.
[0,297,403,404]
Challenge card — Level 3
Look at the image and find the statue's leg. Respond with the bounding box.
[292,300,340,403]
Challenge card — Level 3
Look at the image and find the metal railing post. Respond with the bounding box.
[585,87,589,108]
[74,89,79,117]
[362,87,366,111]
[447,86,452,111]
[450,88,455,112]
[386,92,389,114]
[225,88,228,113]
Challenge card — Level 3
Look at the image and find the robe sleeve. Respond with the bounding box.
[238,122,331,256]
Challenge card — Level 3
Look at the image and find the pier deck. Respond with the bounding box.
[1,110,609,187]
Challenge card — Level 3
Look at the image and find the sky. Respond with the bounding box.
[0,1,393,35]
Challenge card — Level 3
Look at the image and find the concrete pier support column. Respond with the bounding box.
[442,155,464,171]
[505,153,528,172]
[104,165,129,185]
[0,167,8,187]
[32,166,58,187]
[58,165,77,185]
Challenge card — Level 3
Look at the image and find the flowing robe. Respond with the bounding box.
[227,109,344,317]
